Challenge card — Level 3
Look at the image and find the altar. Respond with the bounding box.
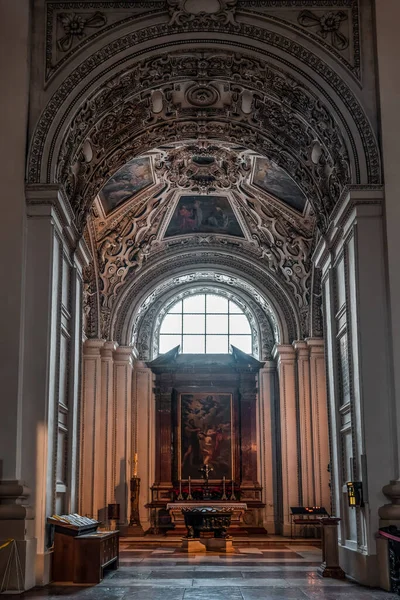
[166,502,248,536]
[147,350,266,534]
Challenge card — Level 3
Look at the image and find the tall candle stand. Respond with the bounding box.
[229,479,236,501]
[221,476,227,501]
[187,476,193,501]
[177,479,184,501]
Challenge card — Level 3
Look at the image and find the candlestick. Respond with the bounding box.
[133,452,138,477]
[177,479,183,500]
[230,479,236,501]
[221,475,227,500]
[187,475,193,501]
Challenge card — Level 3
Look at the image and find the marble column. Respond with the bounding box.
[273,344,298,536]
[294,341,314,508]
[113,346,134,524]
[80,339,104,518]
[132,361,155,531]
[314,187,393,586]
[307,338,330,511]
[258,362,277,533]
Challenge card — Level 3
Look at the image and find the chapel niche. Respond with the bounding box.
[148,346,267,533]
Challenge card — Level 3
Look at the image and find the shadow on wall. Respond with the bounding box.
[115,459,127,524]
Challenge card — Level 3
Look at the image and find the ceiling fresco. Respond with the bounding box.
[98,157,153,215]
[164,195,245,238]
[253,158,308,214]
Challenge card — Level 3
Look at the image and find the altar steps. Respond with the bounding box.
[119,535,321,548]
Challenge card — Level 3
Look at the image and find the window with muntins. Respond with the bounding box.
[159,293,252,355]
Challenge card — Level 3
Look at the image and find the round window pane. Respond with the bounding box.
[159,334,182,354]
[206,314,228,334]
[182,335,205,353]
[229,335,252,354]
[206,294,228,313]
[183,314,205,334]
[183,295,205,313]
[206,335,229,353]
[169,300,183,313]
[160,314,182,334]
[229,300,242,314]
[229,314,251,334]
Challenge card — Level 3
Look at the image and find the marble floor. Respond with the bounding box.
[3,540,398,599]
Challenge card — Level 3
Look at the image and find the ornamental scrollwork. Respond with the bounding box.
[57,12,107,53]
[298,10,349,51]
[167,0,237,26]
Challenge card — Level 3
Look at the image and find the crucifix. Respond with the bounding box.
[199,464,213,485]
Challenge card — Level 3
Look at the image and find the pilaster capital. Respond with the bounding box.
[25,183,81,250]
[259,360,276,373]
[101,341,118,360]
[272,344,296,363]
[313,185,384,269]
[113,345,135,365]
[293,340,309,358]
[306,337,325,355]
[83,339,105,356]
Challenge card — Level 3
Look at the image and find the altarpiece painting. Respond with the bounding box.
[179,393,233,481]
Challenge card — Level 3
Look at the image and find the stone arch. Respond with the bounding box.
[27,15,381,233]
[110,248,301,347]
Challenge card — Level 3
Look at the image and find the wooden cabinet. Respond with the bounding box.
[73,532,119,584]
[52,524,119,584]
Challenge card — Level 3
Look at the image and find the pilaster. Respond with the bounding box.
[113,346,134,524]
[294,341,314,507]
[258,361,277,533]
[273,344,298,536]
[80,339,104,518]
[307,338,330,512]
[133,361,155,530]
[101,342,118,517]
[314,186,392,585]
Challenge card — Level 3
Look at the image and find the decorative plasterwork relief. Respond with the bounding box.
[45,2,164,81]
[53,51,351,233]
[110,251,301,345]
[167,0,237,25]
[30,19,380,223]
[155,143,251,195]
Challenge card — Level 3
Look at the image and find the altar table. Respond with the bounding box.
[166,502,247,535]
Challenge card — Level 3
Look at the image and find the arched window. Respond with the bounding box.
[159,293,252,355]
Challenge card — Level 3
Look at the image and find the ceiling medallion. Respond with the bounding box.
[155,143,250,195]
[186,83,220,107]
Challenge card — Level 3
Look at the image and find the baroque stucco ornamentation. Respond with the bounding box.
[155,143,251,195]
[110,250,300,345]
[57,11,107,52]
[54,51,350,233]
[298,10,349,51]
[30,20,380,214]
[167,0,237,26]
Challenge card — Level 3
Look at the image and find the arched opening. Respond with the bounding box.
[12,1,395,591]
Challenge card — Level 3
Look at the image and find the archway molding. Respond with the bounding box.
[110,249,301,347]
[27,15,381,233]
